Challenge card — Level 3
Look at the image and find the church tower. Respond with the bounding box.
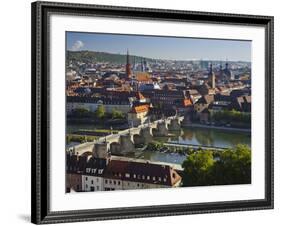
[208,63,216,89]
[126,49,132,78]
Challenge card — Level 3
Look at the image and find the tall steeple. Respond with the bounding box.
[208,63,216,89]
[126,49,132,78]
[209,63,213,73]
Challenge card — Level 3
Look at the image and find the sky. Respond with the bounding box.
[66,32,251,62]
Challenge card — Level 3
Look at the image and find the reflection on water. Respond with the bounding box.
[169,127,251,148]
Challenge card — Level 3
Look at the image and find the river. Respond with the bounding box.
[67,124,251,165]
[126,127,251,165]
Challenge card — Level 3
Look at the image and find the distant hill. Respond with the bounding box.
[66,50,153,65]
[66,50,251,66]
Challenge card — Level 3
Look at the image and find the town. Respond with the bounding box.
[65,48,251,193]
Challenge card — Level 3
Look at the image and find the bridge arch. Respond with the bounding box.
[110,142,121,154]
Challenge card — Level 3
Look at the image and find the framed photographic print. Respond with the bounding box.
[31,1,274,224]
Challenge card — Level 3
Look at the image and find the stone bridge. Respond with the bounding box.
[68,116,184,157]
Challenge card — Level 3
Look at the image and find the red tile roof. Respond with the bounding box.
[103,160,181,186]
[129,104,149,114]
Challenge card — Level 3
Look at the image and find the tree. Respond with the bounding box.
[95,105,105,119]
[181,144,251,186]
[211,144,251,185]
[112,108,125,119]
[72,108,90,117]
[182,150,214,186]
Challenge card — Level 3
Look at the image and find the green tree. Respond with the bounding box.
[72,108,90,117]
[181,144,251,186]
[112,109,125,119]
[182,150,214,186]
[211,144,251,185]
[95,105,105,119]
[211,110,251,125]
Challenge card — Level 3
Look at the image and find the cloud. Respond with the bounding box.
[71,40,84,51]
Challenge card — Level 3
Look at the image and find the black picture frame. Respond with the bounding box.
[31,1,274,224]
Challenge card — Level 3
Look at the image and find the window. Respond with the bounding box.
[147,176,150,180]
[85,184,88,189]
[105,179,108,184]
[125,173,130,178]
[152,176,156,181]
[172,173,176,179]
[96,178,99,182]
[133,174,136,178]
[159,177,162,181]
[85,177,88,181]
[113,181,116,185]
[96,186,99,191]
[118,181,121,185]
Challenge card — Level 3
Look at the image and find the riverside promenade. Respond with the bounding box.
[182,123,251,133]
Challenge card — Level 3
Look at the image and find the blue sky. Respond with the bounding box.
[66,32,251,62]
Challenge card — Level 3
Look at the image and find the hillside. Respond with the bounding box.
[66,50,153,64]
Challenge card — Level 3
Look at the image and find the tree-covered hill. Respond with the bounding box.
[67,50,153,64]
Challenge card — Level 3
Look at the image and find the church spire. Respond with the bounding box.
[209,63,215,89]
[126,49,132,78]
[126,49,130,65]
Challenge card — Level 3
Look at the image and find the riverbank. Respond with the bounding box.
[182,123,251,133]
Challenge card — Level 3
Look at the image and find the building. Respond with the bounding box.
[66,96,133,114]
[127,104,150,126]
[232,95,251,112]
[186,89,201,103]
[208,100,232,113]
[219,62,234,81]
[66,138,182,193]
[197,83,216,96]
[208,64,216,89]
[103,160,182,190]
[174,98,194,115]
[126,49,132,78]
[139,82,161,91]
[142,89,187,108]
[194,94,214,113]
[82,157,107,192]
[66,154,88,192]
